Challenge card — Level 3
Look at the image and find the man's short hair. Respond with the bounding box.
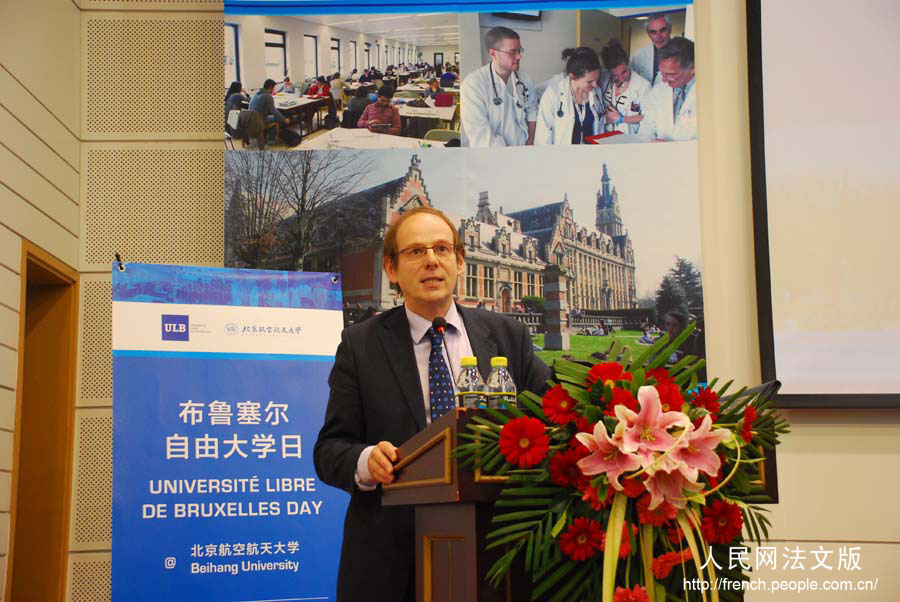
[484,26,520,51]
[382,206,465,270]
[645,12,672,31]
[658,37,694,70]
[376,87,394,99]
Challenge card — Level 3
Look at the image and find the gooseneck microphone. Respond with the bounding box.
[432,317,448,335]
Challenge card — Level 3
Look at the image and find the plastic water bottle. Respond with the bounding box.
[486,357,517,409]
[455,356,487,409]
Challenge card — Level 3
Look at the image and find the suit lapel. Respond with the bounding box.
[378,307,427,430]
[458,305,498,381]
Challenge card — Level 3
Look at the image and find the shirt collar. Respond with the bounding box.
[405,302,462,344]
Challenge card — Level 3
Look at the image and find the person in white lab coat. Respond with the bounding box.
[461,26,538,147]
[630,13,672,87]
[534,47,605,145]
[638,37,697,142]
[598,39,651,135]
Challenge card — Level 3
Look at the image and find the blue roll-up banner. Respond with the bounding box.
[112,263,347,602]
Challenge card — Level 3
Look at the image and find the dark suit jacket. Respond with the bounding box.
[313,304,552,602]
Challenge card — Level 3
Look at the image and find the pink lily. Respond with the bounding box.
[615,386,691,462]
[575,422,642,490]
[670,415,730,482]
[644,468,704,510]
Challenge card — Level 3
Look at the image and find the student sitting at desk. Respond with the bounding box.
[307,76,331,98]
[249,79,290,131]
[276,76,297,94]
[440,68,458,88]
[348,87,373,115]
[225,81,248,135]
[424,78,444,99]
[357,87,401,136]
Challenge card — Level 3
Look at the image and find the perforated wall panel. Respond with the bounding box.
[67,553,111,602]
[82,16,222,139]
[81,144,224,271]
[71,410,113,550]
[80,0,221,10]
[79,277,112,404]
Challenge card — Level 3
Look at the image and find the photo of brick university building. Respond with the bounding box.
[300,155,638,315]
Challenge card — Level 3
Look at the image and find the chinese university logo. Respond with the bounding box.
[161,314,189,341]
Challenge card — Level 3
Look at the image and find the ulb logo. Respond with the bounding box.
[161,314,189,341]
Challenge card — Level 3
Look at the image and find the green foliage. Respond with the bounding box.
[521,295,545,313]
[450,320,787,602]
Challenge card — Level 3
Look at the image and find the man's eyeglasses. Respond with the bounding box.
[494,48,525,56]
[398,243,456,260]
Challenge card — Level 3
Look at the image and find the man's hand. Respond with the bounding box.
[368,441,398,484]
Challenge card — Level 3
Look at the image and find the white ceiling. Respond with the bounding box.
[295,13,459,47]
[603,6,686,18]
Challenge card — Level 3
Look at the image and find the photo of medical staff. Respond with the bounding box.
[458,7,695,146]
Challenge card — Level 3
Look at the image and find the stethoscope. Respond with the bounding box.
[489,66,528,110]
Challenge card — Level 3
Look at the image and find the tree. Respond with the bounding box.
[654,275,688,322]
[668,256,703,309]
[225,152,288,268]
[521,296,545,314]
[275,151,374,271]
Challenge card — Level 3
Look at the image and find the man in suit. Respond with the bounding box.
[314,206,551,602]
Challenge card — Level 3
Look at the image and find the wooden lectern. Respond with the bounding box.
[382,408,530,602]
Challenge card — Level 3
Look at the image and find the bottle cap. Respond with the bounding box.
[461,356,477,367]
[490,356,508,367]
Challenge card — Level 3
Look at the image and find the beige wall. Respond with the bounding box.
[0,0,82,594]
[696,1,900,599]
[418,44,460,67]
[0,0,898,600]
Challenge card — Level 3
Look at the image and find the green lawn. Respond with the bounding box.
[532,330,650,365]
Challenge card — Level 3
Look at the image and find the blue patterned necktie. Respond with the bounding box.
[427,327,455,422]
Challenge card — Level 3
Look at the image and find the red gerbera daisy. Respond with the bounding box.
[580,482,614,511]
[621,475,646,498]
[605,386,639,417]
[665,523,684,545]
[542,384,579,424]
[549,448,589,489]
[600,523,636,558]
[651,549,693,579]
[498,416,550,468]
[613,585,650,602]
[559,517,604,562]
[656,381,685,413]
[569,417,596,449]
[647,367,673,385]
[700,499,744,544]
[586,362,632,391]
[741,405,758,443]
[636,493,678,526]
[690,387,721,421]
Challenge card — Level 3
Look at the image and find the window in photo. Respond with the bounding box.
[330,38,341,74]
[225,23,240,84]
[304,34,318,78]
[264,29,287,80]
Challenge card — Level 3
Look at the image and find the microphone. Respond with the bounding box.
[432,317,448,335]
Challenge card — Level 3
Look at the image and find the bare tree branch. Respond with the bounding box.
[275,151,375,270]
[225,152,289,268]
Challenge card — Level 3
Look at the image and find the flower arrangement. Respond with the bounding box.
[455,326,789,602]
